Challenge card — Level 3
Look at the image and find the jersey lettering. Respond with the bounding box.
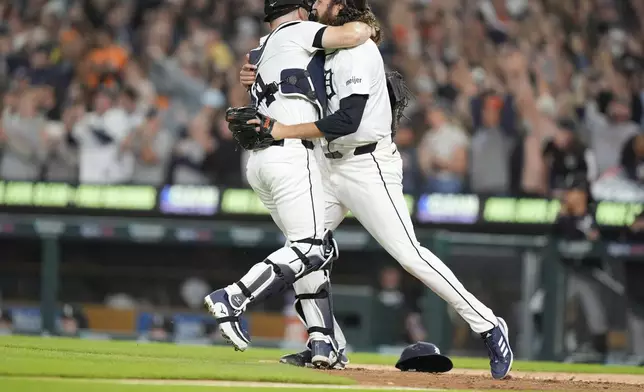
[345,76,362,86]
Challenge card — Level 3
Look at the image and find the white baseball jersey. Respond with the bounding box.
[249,21,328,126]
[306,38,501,338]
[245,20,330,242]
[322,40,392,149]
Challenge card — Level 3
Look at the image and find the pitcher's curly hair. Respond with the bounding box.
[330,2,382,45]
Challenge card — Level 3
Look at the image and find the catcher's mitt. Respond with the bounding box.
[386,71,414,135]
[225,106,276,151]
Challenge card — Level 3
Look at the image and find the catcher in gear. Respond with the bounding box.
[204,0,374,369]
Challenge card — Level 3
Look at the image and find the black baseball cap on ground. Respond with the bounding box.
[264,0,314,22]
[395,342,453,373]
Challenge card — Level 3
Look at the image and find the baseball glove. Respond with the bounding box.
[225,106,276,151]
[386,71,414,134]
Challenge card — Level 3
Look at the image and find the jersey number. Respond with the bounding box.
[251,74,276,107]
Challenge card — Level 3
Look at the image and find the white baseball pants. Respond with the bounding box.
[246,140,325,242]
[309,137,498,334]
[246,140,342,345]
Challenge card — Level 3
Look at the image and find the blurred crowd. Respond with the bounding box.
[0,0,643,198]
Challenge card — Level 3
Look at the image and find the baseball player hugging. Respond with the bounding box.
[204,0,374,369]
[234,0,514,380]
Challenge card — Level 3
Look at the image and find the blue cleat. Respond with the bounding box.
[481,317,513,379]
[310,339,336,369]
[204,289,251,351]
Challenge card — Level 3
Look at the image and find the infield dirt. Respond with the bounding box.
[326,364,644,391]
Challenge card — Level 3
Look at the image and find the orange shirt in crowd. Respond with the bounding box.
[85,45,129,88]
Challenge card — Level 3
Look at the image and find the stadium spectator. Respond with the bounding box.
[126,107,174,185]
[584,94,640,177]
[418,99,469,194]
[171,111,214,185]
[208,112,243,187]
[394,121,421,195]
[621,133,644,185]
[0,87,48,180]
[543,118,597,197]
[373,266,426,346]
[72,86,131,184]
[42,102,82,182]
[145,313,174,343]
[59,304,88,337]
[470,94,515,194]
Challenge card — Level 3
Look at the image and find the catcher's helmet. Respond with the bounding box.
[395,342,453,373]
[264,0,314,22]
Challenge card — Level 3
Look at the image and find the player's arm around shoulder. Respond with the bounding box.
[304,20,374,49]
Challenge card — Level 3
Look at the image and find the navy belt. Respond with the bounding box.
[324,142,377,159]
[272,140,314,150]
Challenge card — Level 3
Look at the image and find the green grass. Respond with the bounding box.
[0,336,351,385]
[1,334,643,390]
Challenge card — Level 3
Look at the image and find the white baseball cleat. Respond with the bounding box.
[204,289,251,351]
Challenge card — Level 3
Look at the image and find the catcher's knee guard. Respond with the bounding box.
[225,230,339,311]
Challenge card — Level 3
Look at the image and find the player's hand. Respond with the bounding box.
[240,54,257,88]
[226,106,276,150]
[345,21,375,43]
[246,117,284,140]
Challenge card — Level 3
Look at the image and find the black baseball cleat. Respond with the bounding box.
[280,350,311,367]
[280,347,349,369]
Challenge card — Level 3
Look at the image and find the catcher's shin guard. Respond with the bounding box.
[293,271,335,339]
[293,270,342,368]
